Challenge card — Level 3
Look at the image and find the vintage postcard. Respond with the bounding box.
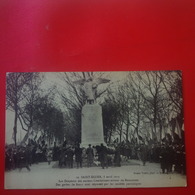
[5,71,186,189]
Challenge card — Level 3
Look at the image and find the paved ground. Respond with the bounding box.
[5,160,187,189]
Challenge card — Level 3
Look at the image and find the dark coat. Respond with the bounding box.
[75,147,82,162]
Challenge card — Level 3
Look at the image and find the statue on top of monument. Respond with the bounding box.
[74,72,110,104]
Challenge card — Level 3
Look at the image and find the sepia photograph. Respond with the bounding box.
[5,71,186,189]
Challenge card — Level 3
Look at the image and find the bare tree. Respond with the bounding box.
[125,73,145,143]
[158,71,184,143]
[136,71,165,141]
[96,71,183,145]
[133,71,177,143]
[6,73,35,145]
[18,73,44,144]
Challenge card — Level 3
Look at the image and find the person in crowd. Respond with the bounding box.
[5,147,14,171]
[66,146,74,168]
[26,143,33,166]
[114,146,121,167]
[99,143,108,169]
[159,144,169,174]
[86,144,94,167]
[75,144,83,168]
[174,143,186,174]
[35,145,43,163]
[46,148,53,165]
[53,142,60,161]
[59,145,67,168]
[12,146,19,169]
[17,146,31,172]
[139,142,148,166]
[42,144,48,162]
[181,144,186,174]
[166,144,175,173]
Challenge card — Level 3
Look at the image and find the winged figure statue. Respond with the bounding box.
[74,75,110,104]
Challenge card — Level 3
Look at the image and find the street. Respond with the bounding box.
[5,160,187,189]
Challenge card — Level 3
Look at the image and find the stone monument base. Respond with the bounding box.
[80,104,106,148]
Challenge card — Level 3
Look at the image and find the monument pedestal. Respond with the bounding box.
[80,104,106,148]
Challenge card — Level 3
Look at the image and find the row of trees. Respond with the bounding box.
[102,71,183,145]
[6,71,184,146]
[6,73,65,146]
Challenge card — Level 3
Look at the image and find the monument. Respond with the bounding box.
[74,74,110,147]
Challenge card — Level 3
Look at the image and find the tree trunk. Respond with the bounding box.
[13,106,18,146]
[21,127,31,144]
[126,118,130,142]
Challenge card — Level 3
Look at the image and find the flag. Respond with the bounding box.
[175,119,182,139]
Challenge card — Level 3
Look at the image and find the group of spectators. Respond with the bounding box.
[58,143,120,169]
[118,141,186,174]
[5,139,53,171]
[5,139,186,175]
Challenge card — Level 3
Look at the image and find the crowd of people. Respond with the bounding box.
[121,141,186,174]
[5,139,186,175]
[117,141,186,174]
[5,139,53,171]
